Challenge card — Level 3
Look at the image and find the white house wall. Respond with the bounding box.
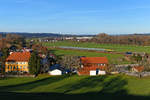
[49,69,62,75]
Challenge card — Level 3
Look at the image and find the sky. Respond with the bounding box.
[0,0,150,35]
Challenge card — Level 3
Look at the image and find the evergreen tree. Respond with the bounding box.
[29,51,41,75]
[1,48,9,60]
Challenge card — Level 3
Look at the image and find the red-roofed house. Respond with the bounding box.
[132,66,144,72]
[78,57,108,75]
[5,52,31,73]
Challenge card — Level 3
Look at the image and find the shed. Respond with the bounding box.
[48,69,62,75]
[48,64,64,75]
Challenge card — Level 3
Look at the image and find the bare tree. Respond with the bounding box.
[58,55,81,70]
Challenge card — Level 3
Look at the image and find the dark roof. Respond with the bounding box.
[49,64,64,71]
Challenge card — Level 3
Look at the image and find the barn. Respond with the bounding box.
[78,57,108,75]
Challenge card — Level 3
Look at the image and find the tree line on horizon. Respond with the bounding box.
[90,33,150,46]
[2,33,150,47]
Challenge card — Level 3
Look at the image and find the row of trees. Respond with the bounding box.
[91,33,150,46]
[0,34,26,50]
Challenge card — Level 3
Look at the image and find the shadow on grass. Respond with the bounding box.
[54,75,128,95]
[0,75,150,100]
[0,91,150,100]
[0,75,69,91]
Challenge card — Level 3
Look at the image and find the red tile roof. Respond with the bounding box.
[80,57,108,64]
[6,52,31,62]
[133,66,144,72]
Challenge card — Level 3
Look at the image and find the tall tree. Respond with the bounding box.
[29,51,41,75]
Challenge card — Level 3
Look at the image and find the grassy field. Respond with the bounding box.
[50,48,129,64]
[1,74,150,100]
[43,41,150,53]
[42,41,150,64]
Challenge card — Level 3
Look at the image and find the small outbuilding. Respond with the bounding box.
[49,69,62,75]
[48,64,66,75]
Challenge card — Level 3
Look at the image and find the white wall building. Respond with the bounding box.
[90,70,106,76]
[48,69,62,75]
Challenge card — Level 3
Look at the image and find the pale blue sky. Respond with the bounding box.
[0,0,150,34]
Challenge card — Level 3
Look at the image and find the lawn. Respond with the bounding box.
[1,74,150,100]
[43,41,150,53]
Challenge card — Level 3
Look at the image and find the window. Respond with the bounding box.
[98,64,101,66]
[87,63,92,66]
[20,66,22,69]
[7,66,9,69]
[23,66,26,69]
[17,66,18,69]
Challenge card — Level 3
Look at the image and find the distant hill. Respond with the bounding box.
[0,32,95,38]
[2,32,150,38]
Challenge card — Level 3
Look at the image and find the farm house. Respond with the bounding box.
[78,57,108,75]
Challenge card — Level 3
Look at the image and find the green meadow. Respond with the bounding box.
[42,41,150,64]
[43,41,150,53]
[1,75,150,100]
